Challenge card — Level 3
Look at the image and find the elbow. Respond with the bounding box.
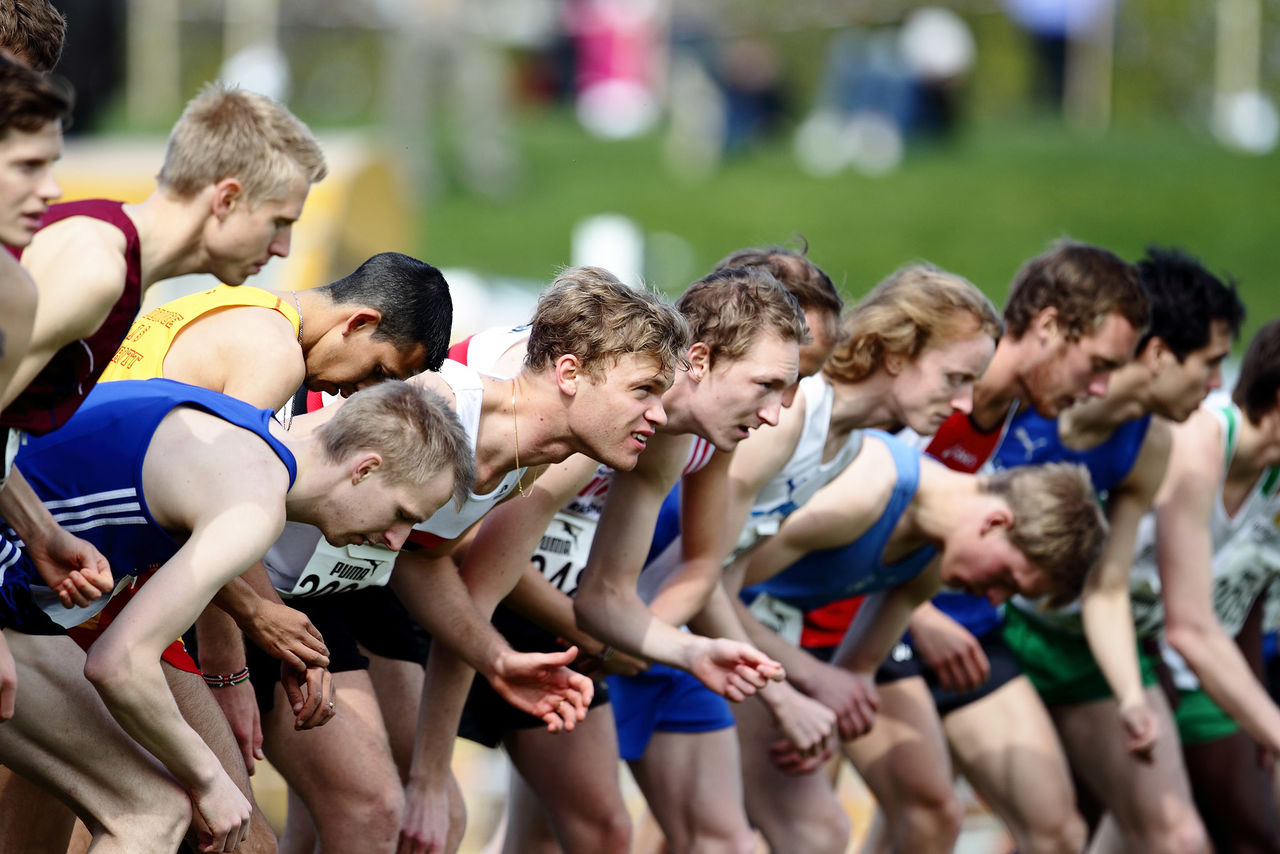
[1165,621,1213,666]
[82,642,137,698]
[573,589,608,638]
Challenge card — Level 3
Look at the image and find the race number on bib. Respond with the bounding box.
[286,540,396,598]
[534,513,596,597]
[747,592,803,646]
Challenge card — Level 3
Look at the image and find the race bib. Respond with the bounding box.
[747,592,803,646]
[534,513,596,597]
[285,540,396,598]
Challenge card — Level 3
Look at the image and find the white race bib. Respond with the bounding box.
[285,540,397,598]
[534,513,596,597]
[747,592,803,647]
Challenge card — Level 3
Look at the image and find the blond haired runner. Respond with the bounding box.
[201,267,693,854]
[0,379,473,853]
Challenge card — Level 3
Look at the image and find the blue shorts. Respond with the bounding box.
[607,662,735,761]
[0,540,65,635]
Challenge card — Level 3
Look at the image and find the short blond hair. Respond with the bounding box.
[158,82,327,206]
[317,381,475,511]
[826,264,1001,384]
[676,266,809,366]
[980,463,1107,608]
[524,266,690,381]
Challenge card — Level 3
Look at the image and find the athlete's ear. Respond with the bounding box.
[1140,336,1171,370]
[979,502,1014,536]
[211,178,243,220]
[352,453,382,484]
[554,353,581,395]
[342,308,382,337]
[1032,306,1059,345]
[686,342,711,382]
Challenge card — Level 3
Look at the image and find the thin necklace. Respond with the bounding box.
[290,290,304,345]
[511,381,527,497]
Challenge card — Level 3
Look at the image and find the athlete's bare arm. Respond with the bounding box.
[1158,412,1280,755]
[2,217,126,409]
[86,409,294,853]
[575,434,783,699]
[1080,417,1172,759]
[0,253,36,412]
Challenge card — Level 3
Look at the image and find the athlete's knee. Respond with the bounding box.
[753,797,849,854]
[560,808,632,854]
[96,777,191,852]
[1018,809,1087,854]
[1165,810,1210,854]
[893,790,964,848]
[313,773,405,849]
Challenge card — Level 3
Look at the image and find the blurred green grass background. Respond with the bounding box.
[416,108,1280,341]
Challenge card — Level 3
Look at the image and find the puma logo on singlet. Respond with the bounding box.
[1012,427,1049,461]
[331,559,386,581]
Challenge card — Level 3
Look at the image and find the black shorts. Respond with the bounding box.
[243,586,430,714]
[805,626,1023,717]
[457,603,611,748]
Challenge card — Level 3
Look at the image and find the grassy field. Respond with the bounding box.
[415,110,1280,343]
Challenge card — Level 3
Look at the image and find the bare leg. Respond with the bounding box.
[364,651,425,781]
[500,759,565,854]
[277,787,317,854]
[1051,687,1207,854]
[503,708,630,853]
[1182,730,1280,853]
[165,662,278,854]
[735,694,849,853]
[944,676,1086,853]
[263,669,404,854]
[0,631,190,853]
[0,766,77,852]
[841,676,962,854]
[630,727,755,854]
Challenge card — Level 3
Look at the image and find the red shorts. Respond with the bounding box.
[65,571,201,674]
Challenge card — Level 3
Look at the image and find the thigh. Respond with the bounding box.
[1052,686,1195,833]
[262,669,399,819]
[631,727,749,842]
[841,675,955,814]
[364,651,425,781]
[1183,730,1280,852]
[944,675,1078,832]
[0,631,189,839]
[504,708,629,844]
[734,692,848,848]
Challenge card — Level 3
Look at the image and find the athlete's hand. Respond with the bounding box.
[1118,699,1159,761]
[686,636,785,702]
[399,771,462,854]
[281,663,335,730]
[908,609,989,692]
[208,681,263,774]
[0,632,15,721]
[802,663,879,741]
[769,735,837,776]
[190,770,252,853]
[489,647,594,733]
[24,524,113,608]
[759,680,836,762]
[241,600,329,670]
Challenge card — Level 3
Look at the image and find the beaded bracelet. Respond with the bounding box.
[203,666,250,688]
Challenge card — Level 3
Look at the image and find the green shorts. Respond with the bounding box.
[1174,687,1240,745]
[1002,606,1159,706]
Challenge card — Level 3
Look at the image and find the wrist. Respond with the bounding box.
[202,666,250,689]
